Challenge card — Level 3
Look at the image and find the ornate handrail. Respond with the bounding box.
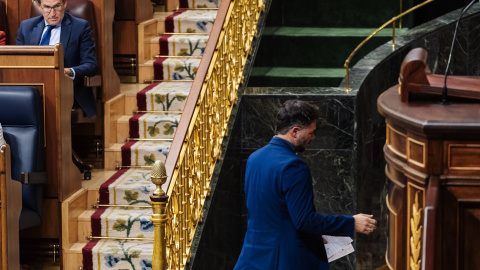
[343,0,434,91]
[151,0,265,268]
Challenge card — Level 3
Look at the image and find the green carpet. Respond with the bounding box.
[249,67,346,87]
[251,26,408,87]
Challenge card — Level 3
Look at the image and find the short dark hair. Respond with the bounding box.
[275,100,320,135]
[36,0,66,4]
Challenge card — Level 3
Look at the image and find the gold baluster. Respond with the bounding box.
[150,160,169,270]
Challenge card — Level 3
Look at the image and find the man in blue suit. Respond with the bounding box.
[16,0,97,118]
[234,100,377,270]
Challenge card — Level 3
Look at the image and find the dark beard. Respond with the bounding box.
[295,145,306,152]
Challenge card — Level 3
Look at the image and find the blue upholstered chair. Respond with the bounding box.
[0,85,47,230]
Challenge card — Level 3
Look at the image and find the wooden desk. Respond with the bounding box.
[378,86,480,270]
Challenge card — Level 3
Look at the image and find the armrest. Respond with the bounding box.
[21,172,48,185]
[84,75,102,87]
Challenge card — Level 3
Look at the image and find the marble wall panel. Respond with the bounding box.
[189,4,480,270]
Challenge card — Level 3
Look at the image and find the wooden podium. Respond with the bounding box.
[378,49,480,270]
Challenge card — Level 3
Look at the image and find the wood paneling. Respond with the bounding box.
[104,93,125,148]
[61,188,88,249]
[379,85,480,270]
[20,199,60,238]
[1,145,23,270]
[135,0,153,24]
[0,45,81,201]
[113,21,136,55]
[89,0,121,102]
[463,209,480,270]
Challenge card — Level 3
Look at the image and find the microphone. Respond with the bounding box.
[441,0,477,104]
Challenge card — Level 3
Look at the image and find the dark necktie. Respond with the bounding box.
[40,25,54,45]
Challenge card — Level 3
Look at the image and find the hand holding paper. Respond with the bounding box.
[323,235,354,263]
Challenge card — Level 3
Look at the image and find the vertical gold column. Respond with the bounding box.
[150,160,169,270]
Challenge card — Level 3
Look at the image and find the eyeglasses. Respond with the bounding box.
[41,3,63,14]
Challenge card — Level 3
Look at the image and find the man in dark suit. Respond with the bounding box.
[234,100,377,270]
[16,0,97,118]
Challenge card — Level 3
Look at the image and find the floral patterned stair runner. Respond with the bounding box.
[136,82,191,112]
[91,207,154,239]
[82,6,218,269]
[83,239,154,270]
[154,57,201,81]
[129,113,181,140]
[121,140,171,167]
[153,10,217,80]
[84,169,156,270]
[98,169,155,206]
[160,34,208,57]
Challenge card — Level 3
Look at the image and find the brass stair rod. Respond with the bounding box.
[392,21,396,47]
[175,7,219,10]
[143,79,194,83]
[133,110,183,114]
[115,165,153,170]
[343,0,435,91]
[126,138,174,142]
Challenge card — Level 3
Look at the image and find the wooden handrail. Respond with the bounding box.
[163,0,230,189]
[343,0,434,91]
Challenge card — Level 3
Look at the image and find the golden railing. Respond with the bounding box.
[150,0,265,269]
[343,0,434,91]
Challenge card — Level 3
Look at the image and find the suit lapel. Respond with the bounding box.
[60,13,72,48]
[31,19,45,45]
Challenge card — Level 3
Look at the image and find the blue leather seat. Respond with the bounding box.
[0,85,46,230]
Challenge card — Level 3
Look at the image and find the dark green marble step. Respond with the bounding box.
[266,0,414,28]
[254,27,409,68]
[248,67,346,87]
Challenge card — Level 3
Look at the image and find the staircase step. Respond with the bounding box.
[254,27,408,68]
[104,143,123,170]
[82,239,154,270]
[116,115,131,143]
[267,0,413,28]
[149,36,161,61]
[78,209,96,243]
[91,207,153,238]
[63,242,85,270]
[159,34,209,56]
[121,140,171,167]
[138,60,156,83]
[249,67,346,87]
[129,113,181,139]
[153,57,201,80]
[165,10,217,33]
[98,168,154,205]
[136,81,191,111]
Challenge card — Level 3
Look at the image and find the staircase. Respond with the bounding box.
[61,3,220,269]
[249,0,410,87]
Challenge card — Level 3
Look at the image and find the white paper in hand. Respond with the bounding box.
[323,235,354,263]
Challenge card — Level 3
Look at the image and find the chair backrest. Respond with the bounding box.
[31,0,98,46]
[0,85,45,230]
[0,0,7,44]
[0,0,6,31]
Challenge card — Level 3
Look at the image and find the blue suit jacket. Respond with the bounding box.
[235,137,354,270]
[16,12,98,117]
